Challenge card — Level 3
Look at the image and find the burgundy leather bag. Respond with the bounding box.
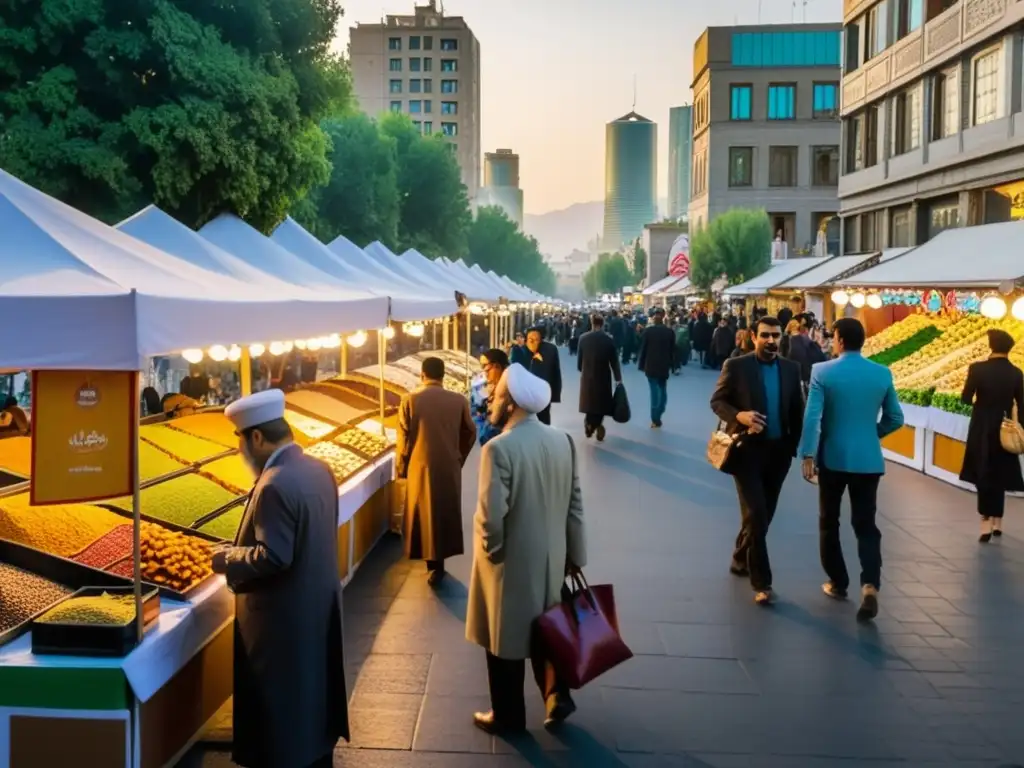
[535,572,633,689]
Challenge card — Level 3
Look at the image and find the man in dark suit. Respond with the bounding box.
[577,315,622,441]
[710,316,804,606]
[526,327,562,426]
[637,307,676,428]
[607,310,626,360]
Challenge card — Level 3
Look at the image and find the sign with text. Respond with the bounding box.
[30,370,137,505]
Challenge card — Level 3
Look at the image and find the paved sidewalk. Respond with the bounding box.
[186,349,1024,767]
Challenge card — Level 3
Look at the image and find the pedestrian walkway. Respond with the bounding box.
[186,349,1024,767]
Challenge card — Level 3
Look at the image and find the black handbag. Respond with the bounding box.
[612,383,631,424]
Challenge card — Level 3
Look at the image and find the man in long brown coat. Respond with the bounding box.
[397,356,476,585]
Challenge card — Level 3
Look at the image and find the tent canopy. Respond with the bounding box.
[642,275,682,296]
[773,254,878,290]
[724,258,830,296]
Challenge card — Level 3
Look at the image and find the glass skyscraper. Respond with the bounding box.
[667,106,693,221]
[602,111,657,250]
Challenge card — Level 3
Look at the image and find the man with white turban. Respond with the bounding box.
[465,364,588,734]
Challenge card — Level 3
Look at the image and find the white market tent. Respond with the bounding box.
[393,248,462,297]
[772,253,878,290]
[485,270,533,302]
[326,235,421,291]
[363,240,463,297]
[831,223,1024,288]
[642,274,683,296]
[662,277,695,297]
[0,170,380,370]
[447,259,503,302]
[269,218,457,321]
[724,257,830,296]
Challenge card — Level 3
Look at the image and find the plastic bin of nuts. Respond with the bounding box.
[31,586,161,657]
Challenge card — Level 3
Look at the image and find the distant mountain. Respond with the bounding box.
[524,201,603,259]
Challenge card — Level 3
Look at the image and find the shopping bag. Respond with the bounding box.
[535,572,633,689]
[707,420,745,475]
[612,383,631,424]
[1001,404,1024,455]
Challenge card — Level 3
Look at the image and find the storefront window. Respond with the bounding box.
[985,180,1024,223]
[928,200,960,239]
[890,208,911,247]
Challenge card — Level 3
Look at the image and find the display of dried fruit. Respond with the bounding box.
[140,424,227,464]
[200,455,254,495]
[197,505,244,542]
[140,441,188,482]
[0,436,31,477]
[107,522,213,593]
[333,427,389,459]
[0,562,73,634]
[165,413,238,448]
[0,496,125,557]
[282,409,335,440]
[72,525,134,570]
[304,442,366,483]
[286,390,364,426]
[106,474,239,528]
[356,419,397,446]
[36,592,135,626]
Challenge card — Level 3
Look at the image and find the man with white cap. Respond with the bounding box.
[212,389,349,768]
[465,364,587,734]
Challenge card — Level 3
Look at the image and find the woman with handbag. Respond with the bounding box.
[960,329,1024,542]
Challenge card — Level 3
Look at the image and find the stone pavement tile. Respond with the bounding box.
[618,621,667,656]
[599,655,757,694]
[740,655,897,698]
[656,623,734,659]
[368,601,469,654]
[333,751,530,767]
[351,653,431,696]
[884,670,941,699]
[424,650,489,697]
[411,694,494,753]
[343,692,421,750]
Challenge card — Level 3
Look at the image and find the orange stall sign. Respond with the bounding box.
[30,371,138,505]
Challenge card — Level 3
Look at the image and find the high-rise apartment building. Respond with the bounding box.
[667,105,694,221]
[689,24,843,255]
[603,111,657,250]
[477,149,524,228]
[839,0,1024,253]
[349,1,481,201]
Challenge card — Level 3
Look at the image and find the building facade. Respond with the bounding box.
[667,106,694,221]
[689,24,843,256]
[602,111,658,251]
[642,222,690,284]
[349,1,482,201]
[839,0,1024,253]
[477,149,524,228]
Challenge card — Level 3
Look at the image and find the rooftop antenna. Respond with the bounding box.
[757,0,762,23]
[632,75,637,112]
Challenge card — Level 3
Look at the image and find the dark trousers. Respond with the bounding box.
[731,441,791,590]
[537,406,551,426]
[426,559,444,572]
[485,631,570,727]
[977,486,1006,518]
[584,414,605,430]
[818,466,882,590]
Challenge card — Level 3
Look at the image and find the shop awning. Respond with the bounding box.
[723,257,830,296]
[774,254,878,290]
[836,221,1024,288]
[642,275,682,295]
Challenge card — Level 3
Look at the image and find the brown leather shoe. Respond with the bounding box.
[472,710,525,734]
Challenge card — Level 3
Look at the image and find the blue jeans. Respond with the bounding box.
[647,376,668,424]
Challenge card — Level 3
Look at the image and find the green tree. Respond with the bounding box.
[378,113,471,257]
[293,113,401,246]
[629,239,647,284]
[689,209,772,291]
[583,253,632,297]
[0,0,349,230]
[466,206,556,296]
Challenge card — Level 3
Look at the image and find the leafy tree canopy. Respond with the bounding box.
[0,0,349,230]
[689,209,772,291]
[583,253,632,297]
[465,206,556,297]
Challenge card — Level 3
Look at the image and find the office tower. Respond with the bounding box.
[602,111,657,250]
[349,1,481,201]
[839,0,1024,253]
[477,149,524,228]
[667,105,694,221]
[689,23,842,256]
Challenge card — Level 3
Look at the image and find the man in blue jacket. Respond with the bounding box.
[799,317,904,622]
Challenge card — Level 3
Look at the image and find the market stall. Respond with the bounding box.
[831,221,1024,485]
[722,257,830,319]
[770,253,879,325]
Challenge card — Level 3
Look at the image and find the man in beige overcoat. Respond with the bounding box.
[465,363,587,734]
[397,356,476,586]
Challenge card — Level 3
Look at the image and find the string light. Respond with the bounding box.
[980,295,1007,319]
[866,293,883,310]
[248,343,265,357]
[381,326,396,340]
[347,331,367,348]
[181,349,204,364]
[831,290,850,306]
[207,345,229,362]
[268,341,287,356]
[1012,296,1024,321]
[227,345,242,362]
[850,292,866,309]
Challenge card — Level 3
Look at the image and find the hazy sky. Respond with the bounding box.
[340,0,841,214]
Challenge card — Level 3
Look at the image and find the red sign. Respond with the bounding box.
[668,235,690,277]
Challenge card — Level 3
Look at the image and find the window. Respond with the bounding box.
[423,58,433,72]
[441,59,458,72]
[730,85,752,120]
[731,30,841,66]
[389,79,402,94]
[845,116,862,173]
[441,122,458,136]
[812,146,839,186]
[973,49,1000,126]
[423,36,434,50]
[389,101,402,112]
[932,68,959,139]
[768,84,796,119]
[413,120,422,131]
[409,78,422,93]
[890,208,911,247]
[813,83,838,118]
[409,57,421,72]
[866,0,888,59]
[894,0,923,40]
[389,58,402,72]
[388,37,401,51]
[423,99,432,113]
[423,78,433,93]
[728,147,753,187]
[893,84,922,155]
[409,100,422,114]
[769,146,798,187]
[441,101,457,114]
[422,121,433,134]
[861,211,878,251]
[409,36,421,50]
[441,79,458,94]
[845,21,862,72]
[440,38,458,51]
[928,200,960,238]
[865,105,879,167]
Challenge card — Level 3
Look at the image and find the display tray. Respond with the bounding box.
[307,381,380,407]
[285,389,367,426]
[31,586,162,657]
[0,469,26,491]
[193,496,248,542]
[331,427,393,462]
[0,539,134,649]
[343,372,408,402]
[104,472,244,530]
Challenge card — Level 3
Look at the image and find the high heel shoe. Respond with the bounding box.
[979,516,993,543]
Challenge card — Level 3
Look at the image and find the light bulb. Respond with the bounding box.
[227,345,242,362]
[306,337,323,351]
[269,341,286,356]
[1012,296,1024,321]
[850,292,866,309]
[182,348,204,364]
[980,295,1007,319]
[831,290,849,306]
[381,326,396,340]
[249,343,265,357]
[207,345,229,362]
[866,293,883,310]
[405,322,425,337]
[282,341,294,353]
[324,334,341,349]
[347,331,367,348]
